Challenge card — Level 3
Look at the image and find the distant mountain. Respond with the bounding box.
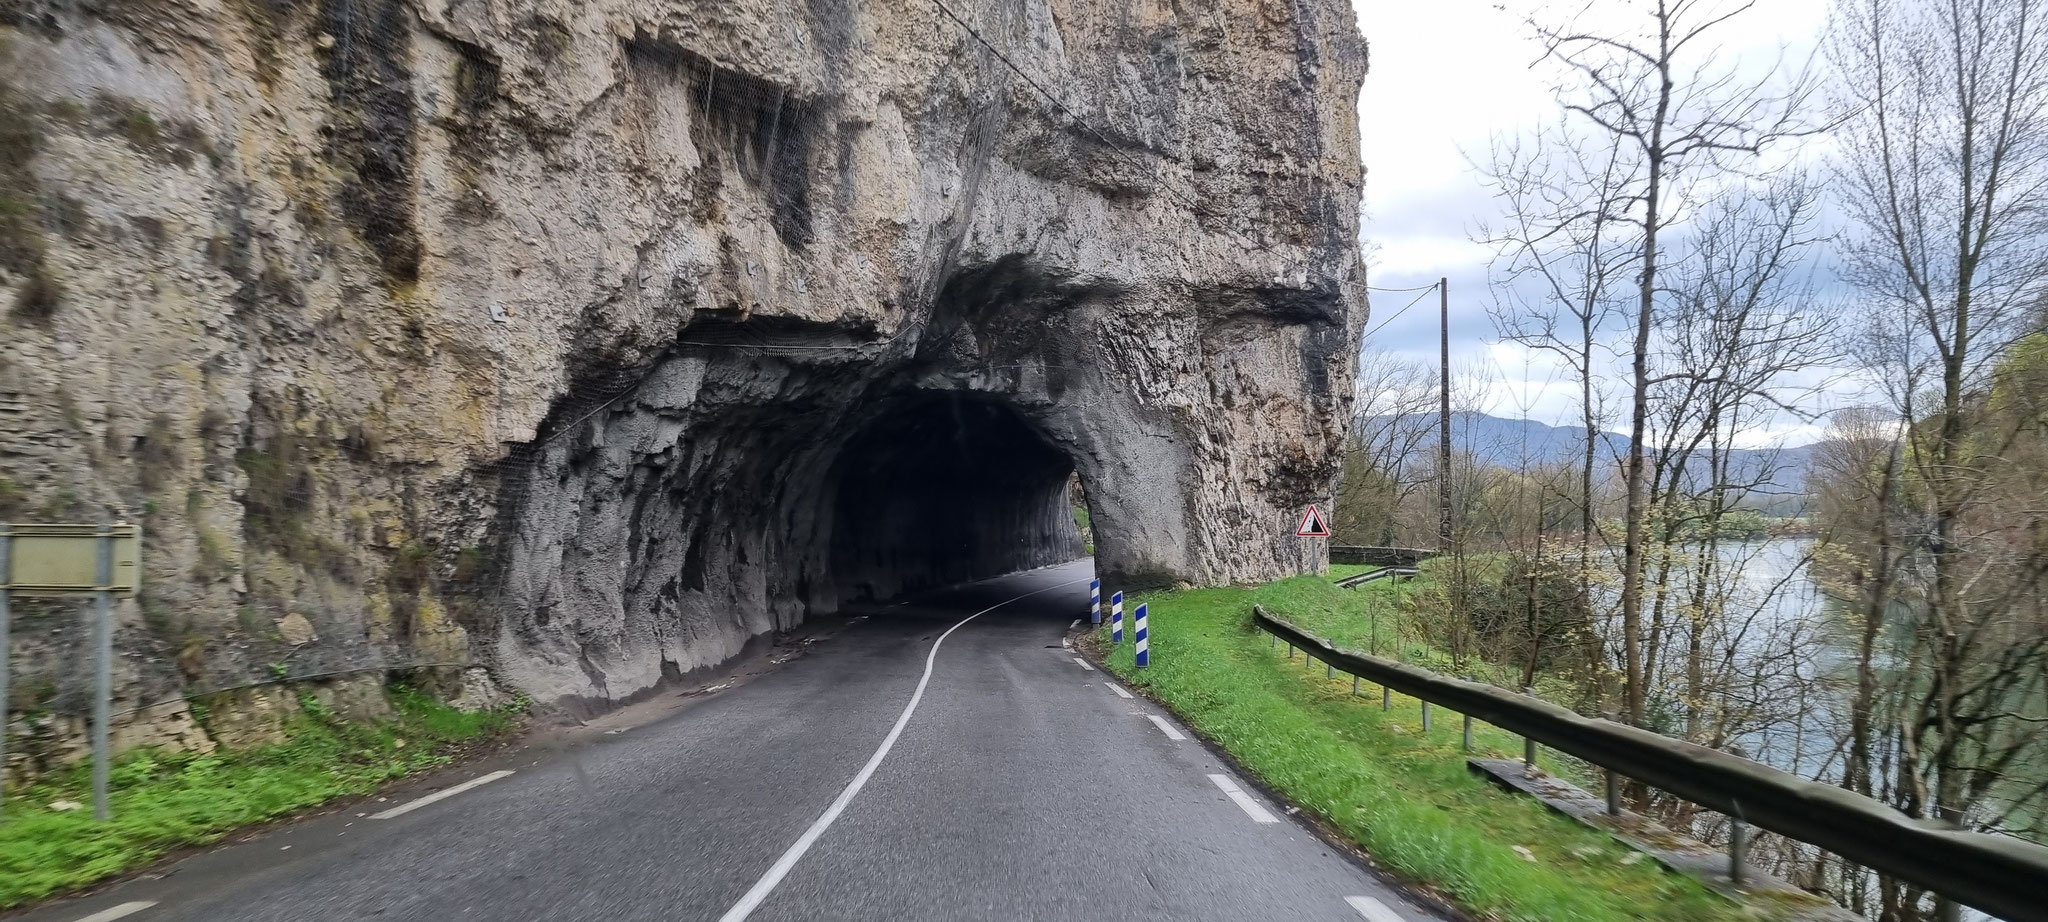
[1369,412,1816,513]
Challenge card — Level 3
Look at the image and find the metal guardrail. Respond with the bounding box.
[1332,566,1417,589]
[1253,606,2048,922]
[1328,545,1435,567]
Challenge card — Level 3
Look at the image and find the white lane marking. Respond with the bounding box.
[1346,896,1408,922]
[1070,619,1080,629]
[718,574,1094,922]
[1146,714,1187,740]
[1208,773,1279,824]
[1072,656,1095,671]
[1062,637,1072,650]
[369,770,515,820]
[71,902,156,922]
[1106,683,1134,699]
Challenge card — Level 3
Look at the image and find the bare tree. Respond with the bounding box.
[1528,0,1820,727]
[1335,349,1441,546]
[1481,116,1635,572]
[1826,0,2048,915]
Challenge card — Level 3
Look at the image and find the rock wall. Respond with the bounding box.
[0,0,1367,724]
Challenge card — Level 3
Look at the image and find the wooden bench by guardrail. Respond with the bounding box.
[1252,605,2048,922]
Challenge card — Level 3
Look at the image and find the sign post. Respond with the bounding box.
[0,527,9,821]
[1111,591,1124,644]
[0,523,141,822]
[1089,579,1101,625]
[91,525,112,821]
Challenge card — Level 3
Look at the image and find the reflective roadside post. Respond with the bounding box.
[1134,603,1149,668]
[1089,579,1101,625]
[1110,591,1124,643]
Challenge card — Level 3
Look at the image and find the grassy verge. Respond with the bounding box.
[0,684,521,907]
[1096,576,1758,922]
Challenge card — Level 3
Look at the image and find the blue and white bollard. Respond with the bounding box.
[1090,579,1102,625]
[1111,591,1124,643]
[1135,603,1149,668]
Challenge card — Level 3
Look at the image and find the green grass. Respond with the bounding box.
[0,685,521,908]
[1096,576,1759,922]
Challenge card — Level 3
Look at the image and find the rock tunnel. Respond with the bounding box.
[828,394,1083,605]
[481,300,1141,709]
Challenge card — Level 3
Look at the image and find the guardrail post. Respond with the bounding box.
[1133,603,1149,668]
[1421,701,1432,733]
[1521,687,1537,770]
[1351,675,1360,696]
[1381,686,1391,711]
[1935,806,1964,922]
[1111,592,1124,644]
[92,524,113,821]
[1325,660,1334,679]
[1462,714,1472,751]
[1089,579,1101,625]
[1600,712,1621,815]
[1729,818,1747,885]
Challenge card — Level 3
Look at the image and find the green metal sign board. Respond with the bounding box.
[0,523,142,597]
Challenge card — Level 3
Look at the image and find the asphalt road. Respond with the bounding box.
[24,561,1442,922]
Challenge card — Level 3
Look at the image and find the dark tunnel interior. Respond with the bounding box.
[828,393,1085,605]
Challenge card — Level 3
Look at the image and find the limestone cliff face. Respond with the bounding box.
[0,0,1365,719]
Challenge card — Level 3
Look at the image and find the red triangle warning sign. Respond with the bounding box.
[1294,504,1331,538]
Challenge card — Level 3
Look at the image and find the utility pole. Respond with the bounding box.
[1438,277,1452,553]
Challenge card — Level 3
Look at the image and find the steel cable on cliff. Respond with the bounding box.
[925,0,1284,259]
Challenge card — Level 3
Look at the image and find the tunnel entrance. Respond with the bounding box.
[828,393,1085,604]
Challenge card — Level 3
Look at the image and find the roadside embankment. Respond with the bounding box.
[1090,575,1759,922]
[0,685,522,908]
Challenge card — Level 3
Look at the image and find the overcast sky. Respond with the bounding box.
[1350,0,1836,446]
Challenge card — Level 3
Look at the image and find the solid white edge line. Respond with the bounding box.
[1346,895,1408,922]
[717,573,1094,922]
[1208,773,1280,824]
[71,901,157,922]
[1146,714,1187,741]
[1107,683,1134,699]
[369,770,515,820]
[1072,656,1095,671]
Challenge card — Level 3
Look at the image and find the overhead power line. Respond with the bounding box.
[1360,281,1440,340]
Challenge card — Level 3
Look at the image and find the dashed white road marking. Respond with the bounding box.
[1106,683,1134,699]
[1207,773,1279,824]
[718,574,1095,922]
[1070,619,1080,629]
[369,770,515,820]
[1072,656,1095,671]
[70,902,156,922]
[1146,714,1187,740]
[1346,895,1408,922]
